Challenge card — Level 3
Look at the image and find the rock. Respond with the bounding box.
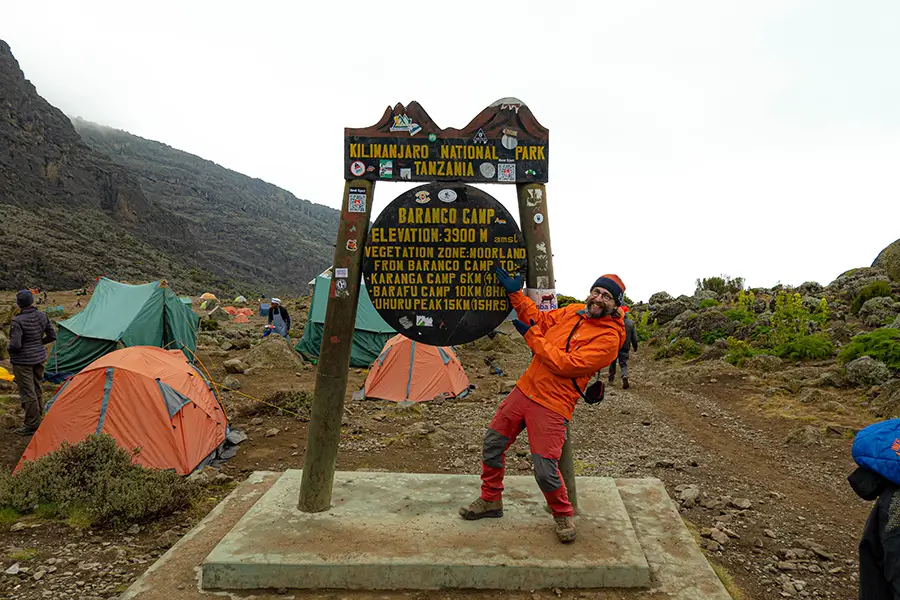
[265,427,280,437]
[826,267,891,304]
[222,375,242,390]
[654,460,675,469]
[499,380,517,395]
[126,524,141,535]
[873,237,900,282]
[250,417,264,426]
[781,580,797,596]
[745,354,783,372]
[730,498,752,510]
[231,338,251,350]
[859,296,900,328]
[695,290,719,301]
[652,299,692,326]
[702,539,722,552]
[226,430,248,445]
[826,321,854,344]
[9,522,27,532]
[220,341,234,351]
[197,334,217,346]
[870,379,900,418]
[214,473,233,483]
[649,291,674,304]
[765,528,778,538]
[452,458,465,468]
[710,529,729,545]
[889,315,900,329]
[786,426,821,447]
[156,529,182,549]
[753,538,765,548]
[777,561,799,571]
[845,356,891,387]
[679,310,737,344]
[679,486,701,506]
[406,422,437,436]
[187,465,218,483]
[246,336,304,370]
[32,568,46,580]
[4,563,20,575]
[223,359,248,374]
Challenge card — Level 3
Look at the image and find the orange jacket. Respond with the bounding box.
[510,291,625,420]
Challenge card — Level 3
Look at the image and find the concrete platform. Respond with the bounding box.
[121,471,732,600]
[202,470,650,590]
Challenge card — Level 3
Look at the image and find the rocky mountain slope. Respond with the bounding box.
[0,39,338,295]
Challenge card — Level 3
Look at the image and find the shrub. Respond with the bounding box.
[734,289,755,313]
[852,281,894,316]
[725,337,756,367]
[699,299,719,309]
[0,435,200,529]
[634,311,658,342]
[200,318,220,331]
[724,309,755,326]
[556,294,579,308]
[701,328,728,344]
[654,337,701,360]
[773,334,834,360]
[839,328,900,369]
[696,275,745,296]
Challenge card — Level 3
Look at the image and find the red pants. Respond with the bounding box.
[480,387,573,517]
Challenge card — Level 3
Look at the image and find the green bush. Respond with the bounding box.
[696,275,745,296]
[654,337,701,360]
[839,327,900,369]
[634,311,658,342]
[852,281,895,316]
[773,333,834,360]
[699,299,719,309]
[724,337,756,367]
[200,318,220,331]
[701,328,728,344]
[0,435,200,529]
[556,294,579,308]
[724,309,756,326]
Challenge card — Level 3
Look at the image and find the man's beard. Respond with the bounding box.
[584,298,615,318]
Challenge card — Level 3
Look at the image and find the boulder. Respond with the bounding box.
[869,379,900,419]
[873,237,900,282]
[826,267,891,305]
[695,290,719,301]
[798,281,824,296]
[859,296,900,328]
[223,359,248,374]
[197,334,217,346]
[826,321,853,345]
[231,337,251,350]
[649,291,673,305]
[246,335,304,370]
[679,310,736,344]
[845,356,891,387]
[744,354,782,372]
[652,299,692,326]
[208,307,230,321]
[786,426,821,447]
[223,375,242,390]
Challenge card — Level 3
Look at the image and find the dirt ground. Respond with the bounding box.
[0,289,878,600]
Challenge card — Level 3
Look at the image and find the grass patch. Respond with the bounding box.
[0,434,201,529]
[0,507,20,526]
[712,562,745,600]
[839,327,900,369]
[572,459,596,476]
[8,548,36,561]
[852,281,894,316]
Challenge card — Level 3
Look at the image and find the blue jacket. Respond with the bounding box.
[853,419,900,486]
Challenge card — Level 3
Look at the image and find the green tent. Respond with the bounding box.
[46,278,199,380]
[295,275,395,367]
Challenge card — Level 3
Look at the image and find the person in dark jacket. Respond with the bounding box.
[267,298,291,340]
[7,290,56,435]
[608,309,638,389]
[849,465,900,599]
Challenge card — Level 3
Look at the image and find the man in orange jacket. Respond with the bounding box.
[459,269,626,543]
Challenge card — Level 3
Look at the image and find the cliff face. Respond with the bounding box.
[0,39,339,295]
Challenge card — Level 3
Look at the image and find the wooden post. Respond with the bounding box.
[515,182,577,512]
[298,179,374,512]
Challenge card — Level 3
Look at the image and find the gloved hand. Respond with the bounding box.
[513,319,534,337]
[494,266,522,294]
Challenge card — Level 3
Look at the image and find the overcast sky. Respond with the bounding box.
[4,1,899,302]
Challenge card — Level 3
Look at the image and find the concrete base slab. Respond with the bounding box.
[121,471,731,600]
[202,470,650,590]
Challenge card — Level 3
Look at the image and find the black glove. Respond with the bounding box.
[494,266,522,294]
[513,319,534,337]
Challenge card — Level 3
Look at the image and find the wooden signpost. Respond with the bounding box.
[298,99,576,513]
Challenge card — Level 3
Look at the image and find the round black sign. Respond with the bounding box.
[363,183,527,346]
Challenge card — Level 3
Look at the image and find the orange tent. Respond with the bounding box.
[17,346,227,475]
[223,306,238,315]
[362,335,470,403]
[232,314,249,323]
[237,308,254,317]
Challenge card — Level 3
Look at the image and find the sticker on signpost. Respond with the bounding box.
[348,188,366,213]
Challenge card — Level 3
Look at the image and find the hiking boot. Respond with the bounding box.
[554,516,577,543]
[459,497,503,520]
[622,377,630,390]
[14,427,37,436]
[608,372,615,384]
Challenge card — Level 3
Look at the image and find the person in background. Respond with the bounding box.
[7,290,56,435]
[459,269,626,543]
[608,306,638,389]
[267,298,291,340]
